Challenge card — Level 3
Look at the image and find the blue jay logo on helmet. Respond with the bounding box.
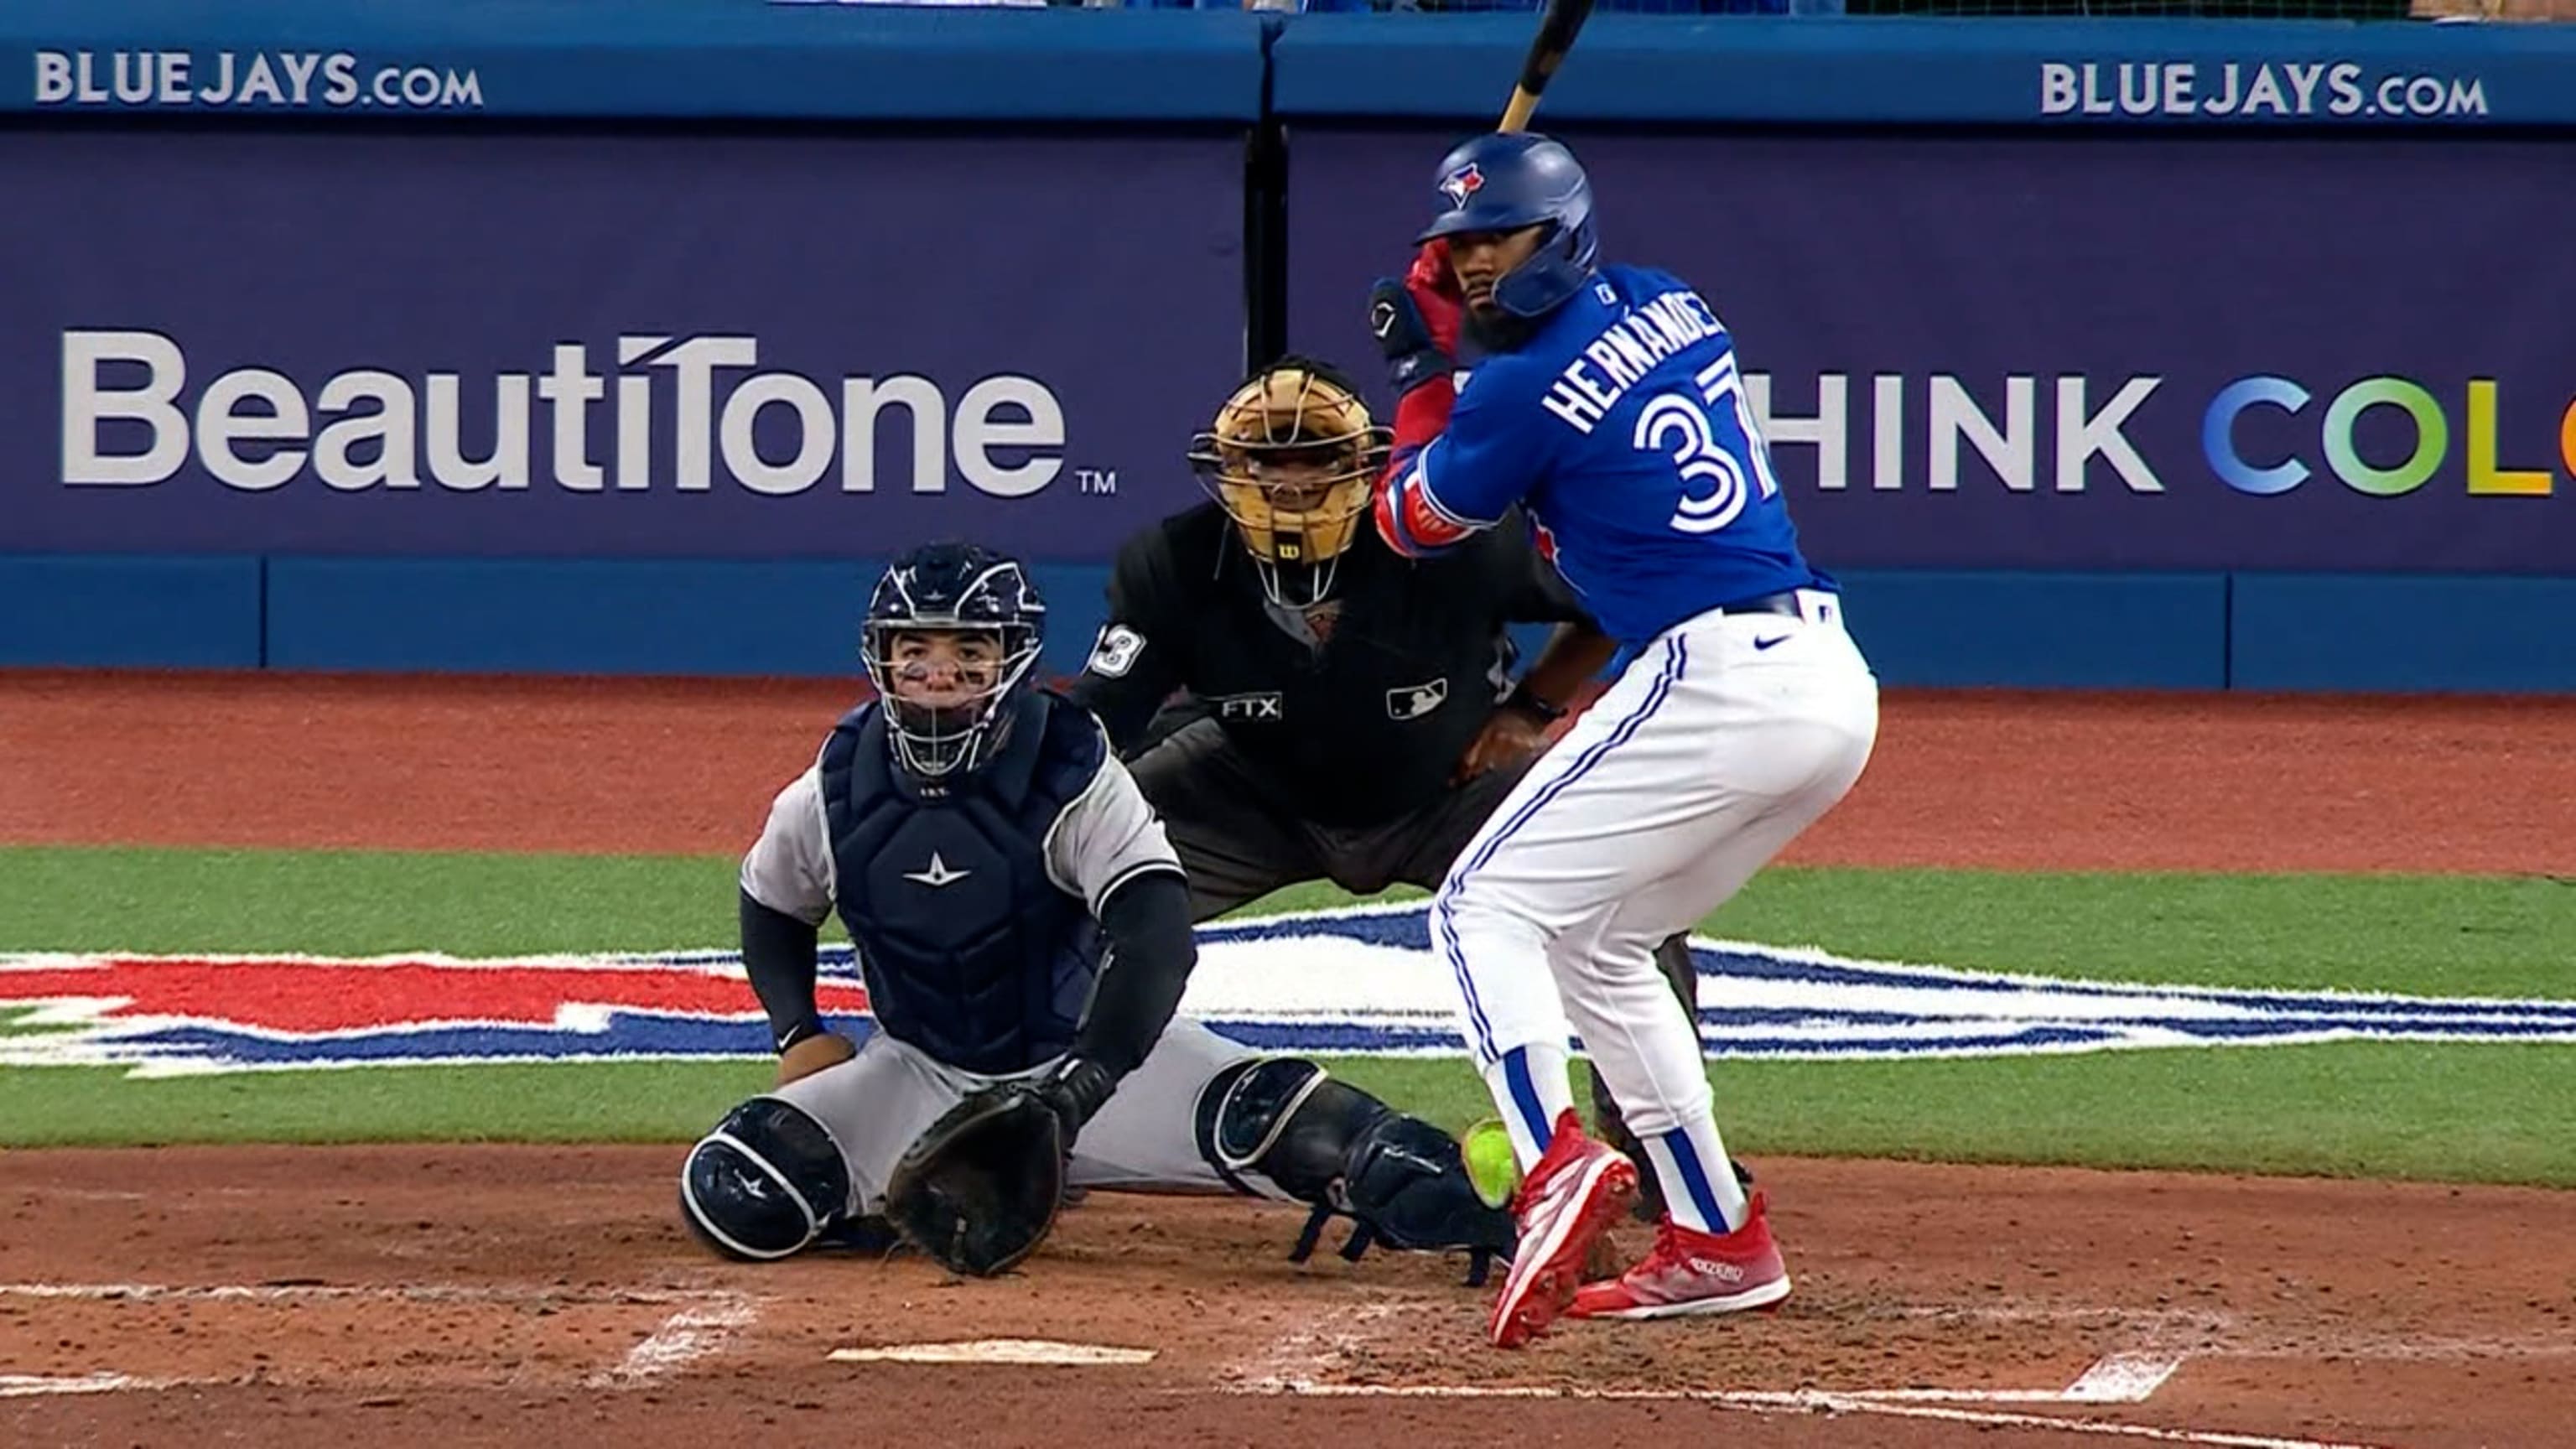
[860,541,1046,782]
[1438,163,1486,209]
[1415,132,1600,321]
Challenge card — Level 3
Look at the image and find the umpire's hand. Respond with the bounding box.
[776,1031,858,1088]
[1455,707,1550,784]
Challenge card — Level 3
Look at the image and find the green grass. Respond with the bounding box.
[3,1047,2568,1189]
[0,846,776,957]
[7,845,2573,995]
[5,844,2575,1186]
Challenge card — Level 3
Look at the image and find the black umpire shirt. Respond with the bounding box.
[1068,501,1597,828]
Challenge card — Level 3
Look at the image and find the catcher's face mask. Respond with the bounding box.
[861,624,1037,781]
[1188,363,1391,610]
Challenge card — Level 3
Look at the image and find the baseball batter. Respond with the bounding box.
[1369,133,1881,1346]
[1066,354,1729,1226]
[676,541,1513,1278]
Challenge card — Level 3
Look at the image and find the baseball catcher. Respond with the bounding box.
[677,540,1513,1283]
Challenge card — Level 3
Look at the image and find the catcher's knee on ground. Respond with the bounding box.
[1194,1057,1515,1283]
[678,1097,854,1262]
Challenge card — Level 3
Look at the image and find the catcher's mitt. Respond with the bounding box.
[883,1080,1070,1278]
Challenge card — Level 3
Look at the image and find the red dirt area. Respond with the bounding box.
[3,1147,2570,1449]
[6,667,2576,1447]
[8,669,2576,874]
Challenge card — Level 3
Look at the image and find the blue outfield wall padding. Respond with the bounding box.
[1831,569,2227,689]
[1267,13,2576,127]
[265,557,1115,679]
[11,3,2568,128]
[2230,572,2576,694]
[2,0,1270,122]
[0,553,263,668]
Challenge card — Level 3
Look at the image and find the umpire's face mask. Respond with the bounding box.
[1188,365,1390,610]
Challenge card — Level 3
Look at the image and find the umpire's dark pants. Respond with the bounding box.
[1125,717,1713,1217]
[1124,718,1531,921]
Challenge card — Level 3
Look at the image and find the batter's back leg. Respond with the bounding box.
[1586,932,1752,1224]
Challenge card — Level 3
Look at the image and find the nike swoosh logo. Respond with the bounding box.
[1753,634,1792,651]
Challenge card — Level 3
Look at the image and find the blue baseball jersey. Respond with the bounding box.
[1384,263,1828,646]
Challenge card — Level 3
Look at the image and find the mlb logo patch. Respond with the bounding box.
[1387,678,1449,720]
[1439,164,1484,208]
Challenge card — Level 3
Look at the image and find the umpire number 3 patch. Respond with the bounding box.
[1085,624,1147,678]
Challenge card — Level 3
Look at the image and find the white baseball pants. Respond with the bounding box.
[1432,589,1879,1220]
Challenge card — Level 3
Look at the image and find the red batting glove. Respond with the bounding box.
[1403,239,1465,361]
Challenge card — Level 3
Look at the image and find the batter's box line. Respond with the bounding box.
[0,1280,757,1307]
[583,1299,762,1389]
[1240,1376,2390,1449]
[1213,1300,1426,1393]
[0,1373,190,1400]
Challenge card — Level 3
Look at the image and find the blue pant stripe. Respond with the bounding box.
[1662,1127,1728,1230]
[1501,1047,1551,1150]
[1438,636,1688,1062]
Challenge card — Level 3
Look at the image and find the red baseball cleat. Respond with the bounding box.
[1568,1192,1793,1321]
[1487,1109,1638,1348]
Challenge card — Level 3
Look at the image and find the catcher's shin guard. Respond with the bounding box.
[679,1097,854,1261]
[1195,1057,1516,1286]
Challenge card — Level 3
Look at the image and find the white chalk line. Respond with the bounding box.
[1830,1349,2183,1405]
[1216,1300,1411,1393]
[0,1280,745,1306]
[2,1281,763,1397]
[1208,1299,2460,1449]
[1256,1380,2386,1449]
[0,1373,187,1399]
[584,1300,760,1389]
[828,1339,1158,1367]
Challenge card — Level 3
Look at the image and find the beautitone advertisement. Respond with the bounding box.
[1289,131,2576,574]
[0,130,1244,559]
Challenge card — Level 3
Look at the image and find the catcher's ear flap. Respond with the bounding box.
[882,1084,1070,1278]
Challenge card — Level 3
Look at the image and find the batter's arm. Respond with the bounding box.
[1377,361,1555,559]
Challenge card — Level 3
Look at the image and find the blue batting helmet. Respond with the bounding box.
[860,540,1046,782]
[1415,132,1599,319]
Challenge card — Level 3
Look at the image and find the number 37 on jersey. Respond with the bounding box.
[1632,352,1781,536]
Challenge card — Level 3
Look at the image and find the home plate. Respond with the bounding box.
[828,1338,1157,1366]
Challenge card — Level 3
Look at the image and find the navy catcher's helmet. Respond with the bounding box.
[860,541,1046,782]
[1415,132,1599,320]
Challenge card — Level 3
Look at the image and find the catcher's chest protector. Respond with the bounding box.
[821,693,1102,1076]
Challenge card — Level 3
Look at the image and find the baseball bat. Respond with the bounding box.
[1498,0,1597,133]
